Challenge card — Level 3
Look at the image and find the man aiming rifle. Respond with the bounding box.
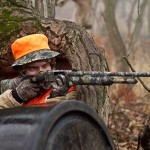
[0,34,77,109]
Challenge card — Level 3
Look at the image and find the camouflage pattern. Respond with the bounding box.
[53,70,150,77]
[12,49,60,68]
[15,79,42,102]
[42,70,150,85]
[1,70,149,94]
[0,77,22,94]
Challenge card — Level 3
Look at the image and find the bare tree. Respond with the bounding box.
[103,0,128,71]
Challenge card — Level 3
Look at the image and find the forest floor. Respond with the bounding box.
[108,84,150,150]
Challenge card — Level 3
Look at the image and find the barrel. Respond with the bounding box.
[0,100,115,150]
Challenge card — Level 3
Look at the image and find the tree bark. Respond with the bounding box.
[103,0,128,71]
[0,0,110,123]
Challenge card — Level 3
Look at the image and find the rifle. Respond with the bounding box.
[31,70,150,86]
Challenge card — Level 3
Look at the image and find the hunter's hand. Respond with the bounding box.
[50,74,73,98]
[12,79,41,103]
[31,71,56,89]
[12,71,57,103]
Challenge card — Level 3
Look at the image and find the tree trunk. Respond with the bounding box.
[0,0,109,123]
[103,0,128,71]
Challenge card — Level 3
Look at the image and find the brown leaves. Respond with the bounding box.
[109,85,149,150]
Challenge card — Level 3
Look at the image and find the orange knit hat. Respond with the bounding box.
[11,34,60,68]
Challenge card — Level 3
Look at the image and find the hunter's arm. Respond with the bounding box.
[0,77,22,94]
[0,90,21,109]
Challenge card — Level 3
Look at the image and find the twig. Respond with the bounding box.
[127,0,142,57]
[127,13,142,57]
[123,57,150,93]
[138,0,141,15]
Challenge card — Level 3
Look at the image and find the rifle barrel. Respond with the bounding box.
[70,76,138,85]
[53,70,150,77]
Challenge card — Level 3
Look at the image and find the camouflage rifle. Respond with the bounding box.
[31,70,150,86]
[0,70,149,94]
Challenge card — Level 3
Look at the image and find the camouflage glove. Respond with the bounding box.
[31,71,56,89]
[12,79,41,103]
[10,71,58,103]
[50,74,73,98]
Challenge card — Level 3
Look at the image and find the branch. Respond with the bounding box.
[138,0,141,15]
[123,57,150,93]
[127,13,142,57]
[127,0,142,57]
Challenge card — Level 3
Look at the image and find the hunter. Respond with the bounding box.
[0,34,76,109]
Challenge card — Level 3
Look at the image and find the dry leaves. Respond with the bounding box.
[109,85,150,150]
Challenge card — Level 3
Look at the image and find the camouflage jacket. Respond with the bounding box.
[0,77,22,94]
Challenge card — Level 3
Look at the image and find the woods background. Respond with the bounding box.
[0,0,150,149]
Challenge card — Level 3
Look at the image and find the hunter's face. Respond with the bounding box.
[25,60,52,76]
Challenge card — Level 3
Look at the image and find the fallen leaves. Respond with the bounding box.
[109,85,150,150]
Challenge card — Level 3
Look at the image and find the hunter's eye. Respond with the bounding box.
[26,66,38,71]
[42,63,50,69]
